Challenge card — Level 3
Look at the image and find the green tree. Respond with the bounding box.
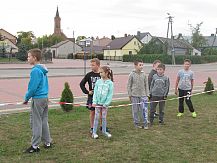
[204,77,214,95]
[76,36,86,42]
[60,82,74,112]
[138,40,163,54]
[17,31,35,50]
[189,22,206,49]
[36,35,63,49]
[16,43,28,61]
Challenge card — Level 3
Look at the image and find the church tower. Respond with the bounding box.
[53,6,67,39]
[54,6,61,35]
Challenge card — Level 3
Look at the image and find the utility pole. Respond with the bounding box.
[166,13,176,65]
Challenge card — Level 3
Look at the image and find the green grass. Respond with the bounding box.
[1,94,217,163]
[0,57,21,63]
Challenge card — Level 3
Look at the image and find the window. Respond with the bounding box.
[129,51,132,55]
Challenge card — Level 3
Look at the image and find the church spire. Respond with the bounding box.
[56,6,59,17]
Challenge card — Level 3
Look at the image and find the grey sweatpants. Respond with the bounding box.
[30,98,51,148]
[131,96,148,127]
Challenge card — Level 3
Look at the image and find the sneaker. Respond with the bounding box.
[144,126,149,130]
[103,132,112,138]
[24,146,40,153]
[44,143,53,149]
[100,126,110,132]
[92,133,99,139]
[154,112,159,117]
[90,128,93,134]
[177,112,184,117]
[159,121,165,125]
[192,112,197,118]
[135,125,143,129]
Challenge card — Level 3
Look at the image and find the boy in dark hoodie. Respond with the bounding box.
[150,63,170,125]
[148,60,161,117]
[23,48,52,153]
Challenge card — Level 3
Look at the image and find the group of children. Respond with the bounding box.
[127,59,197,129]
[23,48,197,153]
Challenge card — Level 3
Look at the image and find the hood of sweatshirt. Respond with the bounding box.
[34,64,48,74]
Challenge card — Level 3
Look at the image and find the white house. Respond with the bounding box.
[136,31,152,44]
[50,40,82,58]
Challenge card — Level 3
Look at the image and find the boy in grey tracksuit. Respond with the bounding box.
[127,60,149,129]
[150,63,170,125]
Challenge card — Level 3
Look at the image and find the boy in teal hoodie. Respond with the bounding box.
[23,48,52,153]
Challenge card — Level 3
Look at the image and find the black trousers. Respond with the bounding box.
[178,89,194,113]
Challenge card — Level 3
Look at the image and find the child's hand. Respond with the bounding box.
[175,89,178,95]
[92,104,96,108]
[23,101,28,105]
[129,96,132,102]
[89,91,93,95]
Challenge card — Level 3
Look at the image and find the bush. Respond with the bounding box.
[60,82,74,112]
[123,54,217,64]
[204,77,214,95]
[16,44,28,61]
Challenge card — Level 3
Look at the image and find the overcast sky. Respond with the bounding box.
[1,0,217,38]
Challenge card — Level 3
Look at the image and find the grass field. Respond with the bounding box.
[0,57,21,63]
[0,93,217,163]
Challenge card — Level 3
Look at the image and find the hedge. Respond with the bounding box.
[123,54,217,64]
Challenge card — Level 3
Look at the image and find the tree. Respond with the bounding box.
[138,40,163,54]
[60,82,74,112]
[16,43,28,61]
[111,35,115,40]
[36,35,63,49]
[204,77,214,95]
[189,22,206,49]
[76,36,86,42]
[17,31,36,51]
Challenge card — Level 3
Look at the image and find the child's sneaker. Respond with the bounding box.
[192,112,197,118]
[159,121,165,125]
[24,146,40,153]
[92,133,99,139]
[135,125,143,129]
[177,112,184,117]
[103,132,112,138]
[144,126,149,130]
[100,126,110,132]
[44,143,53,149]
[90,128,93,134]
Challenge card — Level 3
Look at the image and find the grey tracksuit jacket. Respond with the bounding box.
[127,70,149,97]
[150,74,170,97]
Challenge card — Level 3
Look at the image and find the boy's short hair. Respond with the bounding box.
[184,59,191,64]
[153,60,161,65]
[91,58,100,66]
[134,59,143,65]
[28,48,42,61]
[157,63,165,70]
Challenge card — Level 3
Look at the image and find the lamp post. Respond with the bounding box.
[84,40,87,76]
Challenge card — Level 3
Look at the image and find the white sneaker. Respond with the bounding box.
[104,132,112,138]
[92,133,98,139]
[144,126,149,130]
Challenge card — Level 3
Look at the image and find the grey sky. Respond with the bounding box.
[1,0,217,38]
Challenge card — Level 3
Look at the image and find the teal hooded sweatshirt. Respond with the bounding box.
[25,64,49,102]
[93,79,114,107]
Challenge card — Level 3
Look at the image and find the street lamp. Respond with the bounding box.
[84,40,87,76]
